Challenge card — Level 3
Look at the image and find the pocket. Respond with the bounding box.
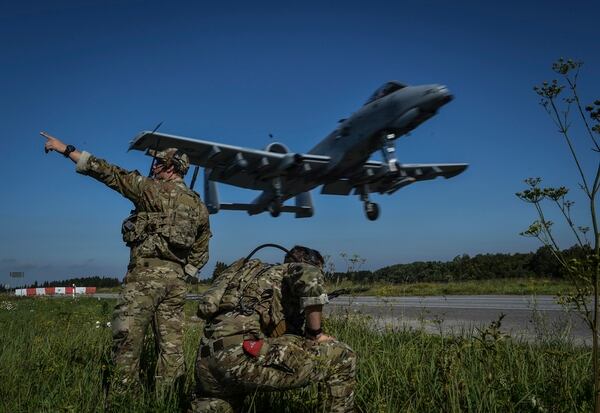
[263,343,297,374]
[167,208,199,249]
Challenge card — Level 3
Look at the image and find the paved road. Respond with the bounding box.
[326,295,588,344]
[93,293,589,344]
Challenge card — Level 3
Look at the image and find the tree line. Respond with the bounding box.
[331,245,589,284]
[209,245,589,284]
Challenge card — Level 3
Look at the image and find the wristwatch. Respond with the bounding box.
[63,144,76,158]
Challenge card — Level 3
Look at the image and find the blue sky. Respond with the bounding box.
[1,0,599,285]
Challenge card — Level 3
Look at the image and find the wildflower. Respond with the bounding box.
[106,321,112,328]
[0,301,16,311]
[530,395,548,412]
[95,320,101,329]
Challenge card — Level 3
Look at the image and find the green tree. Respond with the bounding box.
[212,261,228,281]
[322,254,336,282]
[339,252,366,285]
[516,58,600,411]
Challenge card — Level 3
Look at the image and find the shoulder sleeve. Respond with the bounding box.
[288,263,329,308]
[75,151,148,204]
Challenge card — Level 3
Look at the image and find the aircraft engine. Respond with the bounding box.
[265,142,290,154]
[265,142,303,170]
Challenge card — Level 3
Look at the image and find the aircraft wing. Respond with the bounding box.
[129,131,331,191]
[321,161,468,195]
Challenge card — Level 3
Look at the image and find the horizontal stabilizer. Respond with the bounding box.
[219,203,313,217]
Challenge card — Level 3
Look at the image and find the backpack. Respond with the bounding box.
[196,258,271,320]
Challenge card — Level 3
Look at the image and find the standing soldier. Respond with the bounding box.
[40,131,211,397]
[191,245,356,413]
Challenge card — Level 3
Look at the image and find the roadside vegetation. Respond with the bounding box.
[82,276,574,296]
[0,297,591,412]
[326,277,574,297]
[517,58,600,410]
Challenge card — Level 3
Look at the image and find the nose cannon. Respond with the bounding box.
[424,84,453,108]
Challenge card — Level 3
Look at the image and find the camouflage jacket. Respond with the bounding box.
[201,260,329,341]
[76,152,210,276]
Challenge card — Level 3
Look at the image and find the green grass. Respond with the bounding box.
[0,297,591,412]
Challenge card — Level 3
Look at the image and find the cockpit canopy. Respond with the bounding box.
[364,81,407,106]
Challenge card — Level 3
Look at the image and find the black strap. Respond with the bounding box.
[199,339,224,357]
[305,327,322,339]
[245,243,290,261]
[63,145,76,158]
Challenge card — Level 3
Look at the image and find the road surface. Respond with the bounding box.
[325,295,588,344]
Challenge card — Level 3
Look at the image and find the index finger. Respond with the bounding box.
[40,131,54,140]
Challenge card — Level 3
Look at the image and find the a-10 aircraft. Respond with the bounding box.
[129,81,468,221]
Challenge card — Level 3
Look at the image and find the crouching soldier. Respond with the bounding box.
[190,245,356,413]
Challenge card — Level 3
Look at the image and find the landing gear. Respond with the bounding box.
[268,178,283,217]
[381,132,399,172]
[364,201,380,221]
[359,185,380,221]
[268,197,282,217]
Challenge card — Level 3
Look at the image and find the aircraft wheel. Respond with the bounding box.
[364,202,380,221]
[268,199,282,217]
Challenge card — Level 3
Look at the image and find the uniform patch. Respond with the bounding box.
[242,339,264,357]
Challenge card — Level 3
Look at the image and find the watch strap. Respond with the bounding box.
[63,144,76,158]
[305,327,322,339]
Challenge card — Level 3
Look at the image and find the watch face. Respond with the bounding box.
[64,145,75,156]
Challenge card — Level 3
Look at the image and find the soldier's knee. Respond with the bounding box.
[331,341,357,377]
[111,313,134,341]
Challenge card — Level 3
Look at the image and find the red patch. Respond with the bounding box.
[242,339,264,357]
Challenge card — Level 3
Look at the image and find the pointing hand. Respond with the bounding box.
[40,131,66,154]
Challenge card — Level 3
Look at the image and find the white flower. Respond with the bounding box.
[106,321,111,328]
[0,301,16,311]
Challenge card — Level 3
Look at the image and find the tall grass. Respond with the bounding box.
[0,297,592,412]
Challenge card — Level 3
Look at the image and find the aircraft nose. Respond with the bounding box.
[424,85,453,106]
[436,85,453,103]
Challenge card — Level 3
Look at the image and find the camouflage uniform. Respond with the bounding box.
[75,149,210,392]
[191,260,356,413]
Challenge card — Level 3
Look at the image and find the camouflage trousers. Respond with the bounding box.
[190,334,356,413]
[109,259,187,395]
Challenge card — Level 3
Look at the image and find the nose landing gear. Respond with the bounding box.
[381,132,398,172]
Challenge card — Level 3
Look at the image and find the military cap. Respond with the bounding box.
[149,147,190,175]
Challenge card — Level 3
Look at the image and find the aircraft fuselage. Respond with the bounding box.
[308,83,453,178]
